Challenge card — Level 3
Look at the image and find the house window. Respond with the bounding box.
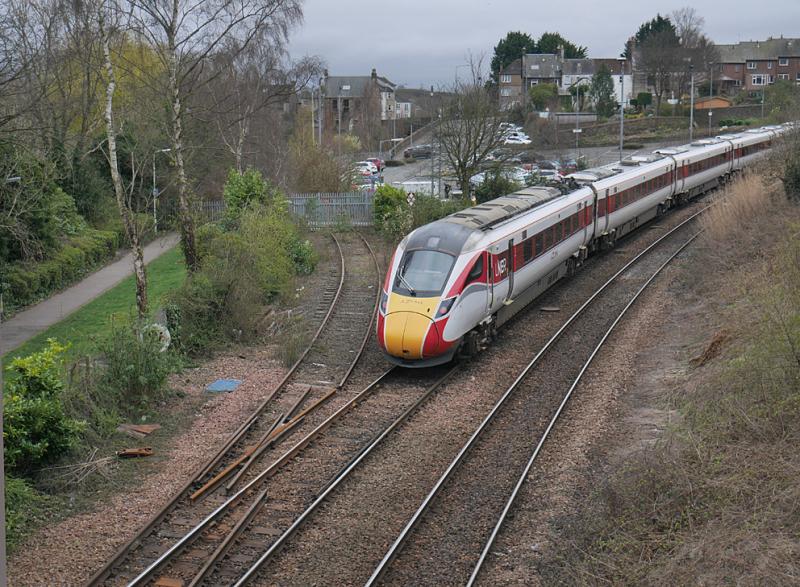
[747,61,756,69]
[735,64,741,72]
[769,75,775,84]
[501,74,512,83]
[779,73,790,80]
[500,88,511,97]
[779,57,789,66]
[768,61,773,69]
[752,74,766,85]
[735,79,742,86]
[342,84,350,91]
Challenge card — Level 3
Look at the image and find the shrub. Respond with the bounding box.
[5,475,56,549]
[474,169,521,204]
[374,184,409,235]
[97,321,176,405]
[223,168,286,221]
[384,159,405,167]
[410,195,467,228]
[3,339,84,472]
[2,228,119,310]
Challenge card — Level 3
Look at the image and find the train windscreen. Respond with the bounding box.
[394,250,455,297]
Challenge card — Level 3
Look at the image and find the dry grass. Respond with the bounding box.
[543,172,800,585]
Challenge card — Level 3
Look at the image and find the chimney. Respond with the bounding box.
[558,44,565,61]
[371,68,377,79]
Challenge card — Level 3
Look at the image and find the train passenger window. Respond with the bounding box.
[466,255,484,285]
[535,233,544,256]
[555,222,562,242]
[523,239,533,262]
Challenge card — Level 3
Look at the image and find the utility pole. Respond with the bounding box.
[310,87,315,145]
[430,86,435,196]
[520,48,527,112]
[618,57,625,162]
[761,88,766,119]
[689,64,695,143]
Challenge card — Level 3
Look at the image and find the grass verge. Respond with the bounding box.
[3,246,185,366]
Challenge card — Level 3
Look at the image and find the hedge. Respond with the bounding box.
[3,229,120,311]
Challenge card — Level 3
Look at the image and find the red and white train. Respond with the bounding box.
[377,124,792,367]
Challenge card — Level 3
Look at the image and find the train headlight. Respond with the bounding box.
[380,291,389,314]
[436,297,456,318]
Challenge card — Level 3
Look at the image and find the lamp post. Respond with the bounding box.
[708,110,713,136]
[689,64,695,143]
[152,148,171,234]
[618,57,625,162]
[761,88,766,119]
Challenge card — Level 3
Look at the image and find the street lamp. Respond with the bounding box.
[618,57,626,162]
[152,148,171,234]
[708,110,713,136]
[689,64,695,143]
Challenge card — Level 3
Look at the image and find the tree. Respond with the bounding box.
[529,83,558,111]
[98,2,148,319]
[639,28,681,118]
[537,32,587,58]
[437,60,506,197]
[490,31,536,85]
[765,80,800,122]
[128,0,303,272]
[590,65,616,117]
[624,14,676,58]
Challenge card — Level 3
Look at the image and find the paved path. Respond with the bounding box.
[0,233,180,356]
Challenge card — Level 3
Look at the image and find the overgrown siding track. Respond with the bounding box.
[87,232,382,586]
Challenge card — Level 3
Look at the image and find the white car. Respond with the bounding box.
[354,160,378,175]
[504,136,531,145]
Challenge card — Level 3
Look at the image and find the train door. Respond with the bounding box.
[486,251,494,311]
[505,238,515,302]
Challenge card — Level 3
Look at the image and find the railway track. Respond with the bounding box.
[365,210,705,586]
[87,232,382,586]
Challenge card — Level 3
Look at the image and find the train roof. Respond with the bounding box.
[443,186,565,231]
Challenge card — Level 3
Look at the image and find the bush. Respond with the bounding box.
[374,184,409,235]
[5,475,56,549]
[474,169,522,204]
[3,339,84,472]
[2,229,119,310]
[223,168,286,222]
[97,321,176,405]
[410,195,467,228]
[384,159,405,167]
[168,204,315,354]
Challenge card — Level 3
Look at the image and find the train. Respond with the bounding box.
[377,124,793,367]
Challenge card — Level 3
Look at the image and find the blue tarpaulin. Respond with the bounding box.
[206,379,242,393]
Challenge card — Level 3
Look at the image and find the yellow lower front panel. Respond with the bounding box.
[384,294,439,359]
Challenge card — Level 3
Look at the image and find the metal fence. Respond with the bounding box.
[288,192,374,228]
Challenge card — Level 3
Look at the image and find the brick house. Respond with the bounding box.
[498,58,523,110]
[715,37,800,94]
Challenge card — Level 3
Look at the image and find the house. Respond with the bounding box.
[715,37,800,93]
[498,58,523,110]
[321,69,397,137]
[693,96,732,110]
[500,52,633,110]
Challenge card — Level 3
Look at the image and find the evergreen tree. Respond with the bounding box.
[490,31,536,85]
[590,65,616,117]
[537,32,587,58]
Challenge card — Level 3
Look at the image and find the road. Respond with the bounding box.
[380,139,687,195]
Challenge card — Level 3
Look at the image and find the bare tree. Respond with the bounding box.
[127,0,303,272]
[639,29,681,118]
[206,40,321,172]
[437,59,506,197]
[670,7,719,98]
[98,3,148,319]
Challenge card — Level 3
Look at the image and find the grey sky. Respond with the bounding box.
[288,0,800,88]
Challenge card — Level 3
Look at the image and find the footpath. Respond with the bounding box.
[0,232,180,356]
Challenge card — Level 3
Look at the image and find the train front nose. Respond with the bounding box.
[384,311,440,359]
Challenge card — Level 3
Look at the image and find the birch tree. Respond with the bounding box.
[128,0,302,272]
[98,4,148,318]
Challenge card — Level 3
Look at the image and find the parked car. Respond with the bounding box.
[354,160,378,175]
[404,144,433,159]
[366,157,385,172]
[504,135,532,145]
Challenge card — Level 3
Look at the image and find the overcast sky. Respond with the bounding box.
[288,0,800,88]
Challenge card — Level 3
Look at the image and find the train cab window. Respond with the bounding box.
[535,233,544,256]
[394,249,455,297]
[465,255,484,285]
